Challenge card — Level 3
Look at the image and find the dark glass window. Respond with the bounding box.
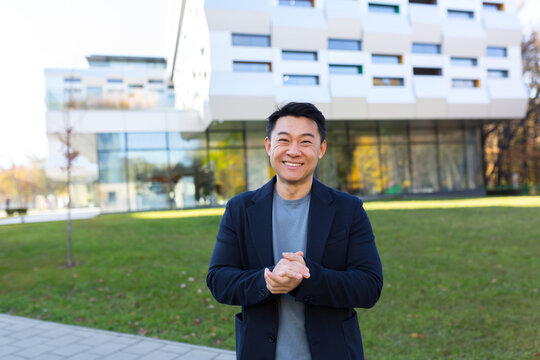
[483,2,503,11]
[329,64,363,74]
[128,84,144,89]
[452,79,479,88]
[279,0,313,7]
[168,132,206,150]
[107,78,123,84]
[372,54,402,64]
[283,75,319,86]
[409,0,436,4]
[413,67,442,76]
[412,43,441,54]
[373,77,404,86]
[447,9,474,19]
[148,79,164,84]
[450,57,478,66]
[127,133,167,150]
[328,39,362,51]
[231,33,271,47]
[233,61,272,72]
[368,3,400,13]
[98,151,126,183]
[282,50,318,61]
[486,46,507,57]
[487,69,509,78]
[64,77,81,83]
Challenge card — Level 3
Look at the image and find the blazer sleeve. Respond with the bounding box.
[206,200,275,306]
[292,200,383,309]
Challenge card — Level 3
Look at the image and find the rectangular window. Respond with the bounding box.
[409,0,437,4]
[372,54,403,64]
[282,50,318,61]
[232,33,271,47]
[368,3,400,13]
[413,67,442,76]
[447,9,474,19]
[452,79,480,88]
[450,57,478,66]
[487,69,509,78]
[283,75,319,86]
[329,64,363,74]
[328,39,362,51]
[148,79,164,84]
[128,84,144,89]
[483,2,504,11]
[64,77,81,83]
[233,61,272,72]
[373,77,404,86]
[107,78,123,84]
[412,43,441,54]
[279,0,314,7]
[486,46,507,57]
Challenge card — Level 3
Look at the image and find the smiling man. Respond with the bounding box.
[207,102,383,360]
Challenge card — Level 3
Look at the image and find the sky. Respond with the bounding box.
[0,0,539,169]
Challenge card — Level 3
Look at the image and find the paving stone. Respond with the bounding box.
[13,344,56,358]
[51,343,92,356]
[159,344,191,355]
[88,341,128,355]
[110,336,141,345]
[214,355,236,360]
[177,349,219,360]
[123,340,163,355]
[9,336,49,348]
[0,337,17,346]
[100,352,140,360]
[32,354,64,360]
[9,327,44,340]
[0,345,21,357]
[0,355,27,360]
[65,354,101,360]
[78,333,118,346]
[46,334,84,346]
[39,326,75,339]
[138,350,180,360]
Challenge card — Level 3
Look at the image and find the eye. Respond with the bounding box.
[301,140,312,144]
[278,138,289,143]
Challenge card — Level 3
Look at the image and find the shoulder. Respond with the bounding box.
[315,179,364,209]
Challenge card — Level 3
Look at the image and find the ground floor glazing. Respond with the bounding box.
[58,119,484,212]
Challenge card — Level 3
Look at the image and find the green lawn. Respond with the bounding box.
[0,197,539,359]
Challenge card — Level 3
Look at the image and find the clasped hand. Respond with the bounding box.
[264,251,310,294]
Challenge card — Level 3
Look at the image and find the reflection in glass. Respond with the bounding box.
[438,121,464,142]
[209,131,243,148]
[127,133,167,150]
[410,120,436,142]
[380,144,410,194]
[169,132,206,150]
[439,143,466,191]
[411,144,439,192]
[380,121,407,143]
[127,151,169,211]
[209,149,246,204]
[247,148,272,190]
[170,150,210,208]
[318,146,349,191]
[98,151,127,183]
[98,133,125,151]
[350,144,382,195]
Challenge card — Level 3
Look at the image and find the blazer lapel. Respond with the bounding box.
[306,178,336,264]
[246,178,275,267]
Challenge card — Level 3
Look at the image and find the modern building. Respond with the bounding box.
[45,0,528,213]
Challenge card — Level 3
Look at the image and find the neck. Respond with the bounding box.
[275,177,313,200]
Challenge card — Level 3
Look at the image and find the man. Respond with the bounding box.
[207,102,383,360]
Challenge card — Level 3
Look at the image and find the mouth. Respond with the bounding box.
[283,161,302,168]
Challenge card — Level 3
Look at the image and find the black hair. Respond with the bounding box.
[266,102,327,142]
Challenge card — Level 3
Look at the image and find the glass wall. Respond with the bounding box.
[96,119,483,212]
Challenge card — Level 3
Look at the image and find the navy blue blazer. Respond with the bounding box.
[207,177,383,360]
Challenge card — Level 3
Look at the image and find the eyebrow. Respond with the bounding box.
[276,131,315,138]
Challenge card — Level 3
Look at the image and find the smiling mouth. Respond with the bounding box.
[283,161,302,167]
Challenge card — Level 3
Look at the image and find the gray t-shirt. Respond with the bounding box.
[272,190,311,360]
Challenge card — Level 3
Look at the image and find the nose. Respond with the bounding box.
[286,142,301,157]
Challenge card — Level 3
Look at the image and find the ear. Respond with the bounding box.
[318,139,327,159]
[264,137,271,156]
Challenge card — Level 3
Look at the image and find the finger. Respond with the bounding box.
[282,252,305,264]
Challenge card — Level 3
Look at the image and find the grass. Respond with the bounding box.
[0,197,539,359]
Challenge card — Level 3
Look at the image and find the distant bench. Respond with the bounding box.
[5,208,28,216]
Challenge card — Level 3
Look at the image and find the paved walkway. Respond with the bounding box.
[0,208,100,226]
[0,314,235,360]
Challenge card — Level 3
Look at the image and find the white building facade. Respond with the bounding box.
[45,0,528,212]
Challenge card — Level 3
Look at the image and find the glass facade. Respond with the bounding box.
[93,120,483,212]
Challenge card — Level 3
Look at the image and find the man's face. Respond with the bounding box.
[265,115,327,187]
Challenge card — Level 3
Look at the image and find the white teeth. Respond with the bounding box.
[284,162,301,167]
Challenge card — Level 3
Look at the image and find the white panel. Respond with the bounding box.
[367,87,415,119]
[271,7,327,51]
[325,0,363,39]
[205,0,271,33]
[362,15,412,54]
[410,54,444,68]
[409,4,443,43]
[447,88,490,118]
[209,96,276,120]
[442,20,487,57]
[210,72,276,96]
[328,75,368,119]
